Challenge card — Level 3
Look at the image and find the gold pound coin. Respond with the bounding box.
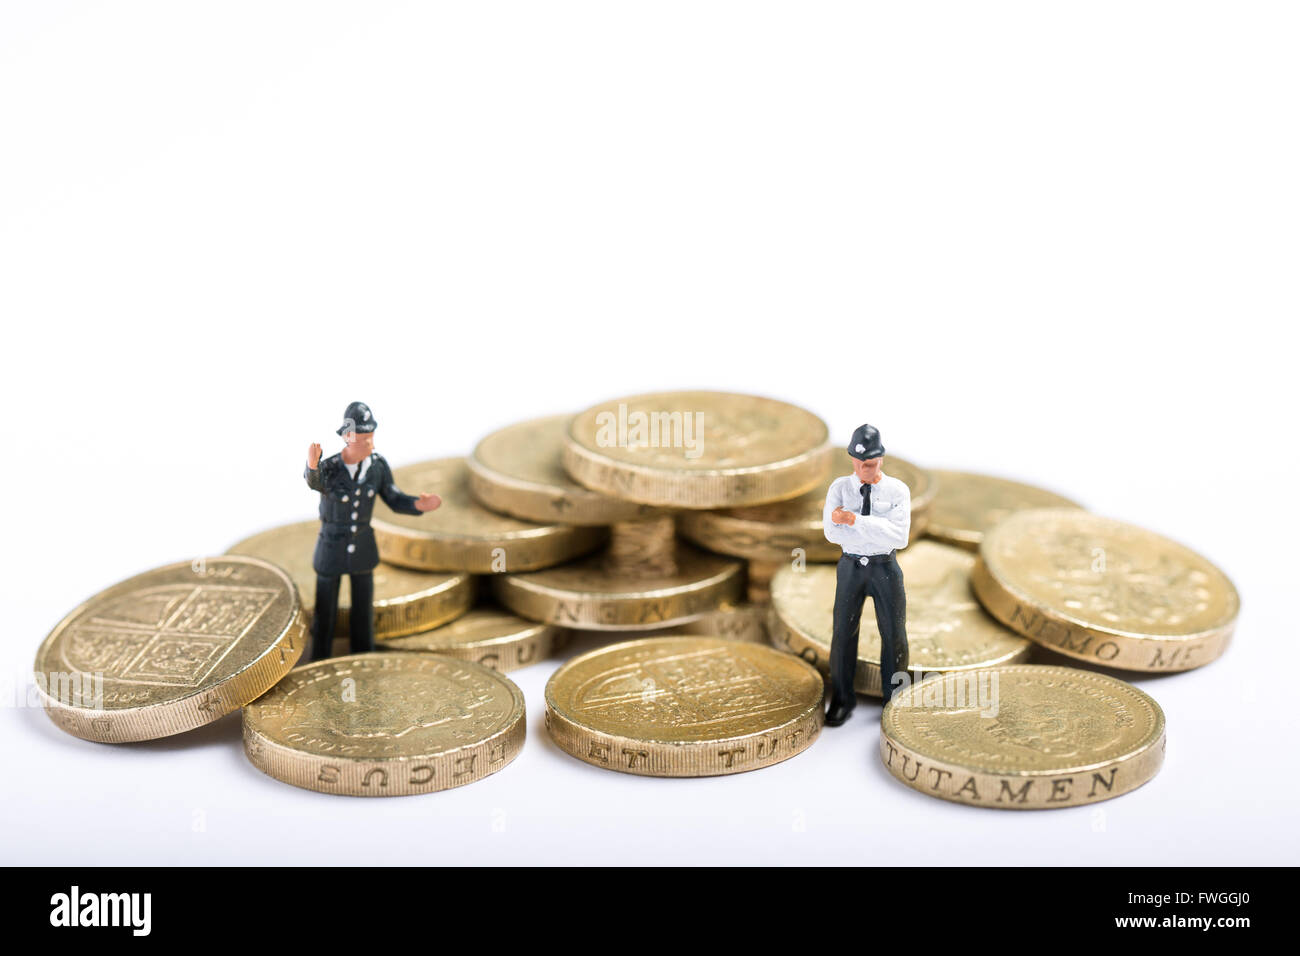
[544,637,824,776]
[379,606,569,672]
[972,509,1239,672]
[563,390,832,508]
[768,541,1032,697]
[678,455,936,561]
[243,653,525,796]
[229,521,473,639]
[927,470,1082,550]
[35,556,306,742]
[490,518,744,630]
[468,414,659,525]
[371,457,606,573]
[881,664,1165,809]
[654,601,770,644]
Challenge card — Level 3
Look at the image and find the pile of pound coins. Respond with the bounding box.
[33,391,1239,807]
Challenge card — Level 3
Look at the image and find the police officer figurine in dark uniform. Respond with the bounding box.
[305,402,442,661]
[822,424,911,725]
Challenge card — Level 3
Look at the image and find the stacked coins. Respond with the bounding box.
[32,391,1240,803]
[475,394,837,638]
[463,391,839,776]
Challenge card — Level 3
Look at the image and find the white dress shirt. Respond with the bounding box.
[343,455,372,484]
[822,472,911,556]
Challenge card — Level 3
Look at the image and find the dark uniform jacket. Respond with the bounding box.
[305,452,421,576]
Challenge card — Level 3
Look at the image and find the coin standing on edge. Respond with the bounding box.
[229,520,473,639]
[35,556,307,743]
[768,541,1031,697]
[379,605,569,672]
[678,455,937,561]
[468,414,659,525]
[972,508,1240,672]
[881,665,1166,809]
[243,653,526,796]
[563,390,833,508]
[371,457,606,573]
[545,637,825,777]
[926,469,1082,550]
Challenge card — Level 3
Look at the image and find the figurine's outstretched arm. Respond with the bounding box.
[375,458,425,516]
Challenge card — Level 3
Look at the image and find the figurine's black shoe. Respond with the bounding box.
[824,701,856,727]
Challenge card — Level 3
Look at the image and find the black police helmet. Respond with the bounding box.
[338,401,378,436]
[847,423,885,460]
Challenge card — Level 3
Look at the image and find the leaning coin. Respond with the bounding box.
[229,521,473,639]
[545,637,824,776]
[379,605,569,672]
[678,455,936,562]
[972,509,1239,672]
[243,653,525,796]
[881,664,1166,809]
[468,414,660,525]
[768,541,1031,697]
[371,457,606,573]
[35,556,306,742]
[563,390,832,508]
[927,470,1082,550]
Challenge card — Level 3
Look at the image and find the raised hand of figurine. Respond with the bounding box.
[307,443,322,469]
[831,507,856,526]
[415,493,442,512]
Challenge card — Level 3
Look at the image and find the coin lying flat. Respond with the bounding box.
[768,541,1032,697]
[545,637,824,776]
[228,521,473,639]
[563,391,832,508]
[972,509,1239,672]
[35,556,306,742]
[468,414,659,525]
[379,605,569,672]
[243,653,525,796]
[491,540,743,630]
[926,470,1081,550]
[371,458,606,573]
[678,455,936,562]
[881,665,1166,809]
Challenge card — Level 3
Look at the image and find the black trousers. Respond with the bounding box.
[829,551,908,706]
[310,572,375,661]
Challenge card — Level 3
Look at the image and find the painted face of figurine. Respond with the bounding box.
[852,455,883,484]
[341,430,375,462]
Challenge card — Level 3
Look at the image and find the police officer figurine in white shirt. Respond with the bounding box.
[304,402,442,661]
[822,423,910,725]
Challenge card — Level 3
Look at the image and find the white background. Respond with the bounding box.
[2,2,1295,865]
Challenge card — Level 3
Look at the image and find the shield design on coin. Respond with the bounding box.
[60,584,278,686]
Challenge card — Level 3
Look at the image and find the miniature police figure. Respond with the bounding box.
[305,402,441,660]
[822,423,911,725]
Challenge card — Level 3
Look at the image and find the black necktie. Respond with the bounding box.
[860,482,871,516]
